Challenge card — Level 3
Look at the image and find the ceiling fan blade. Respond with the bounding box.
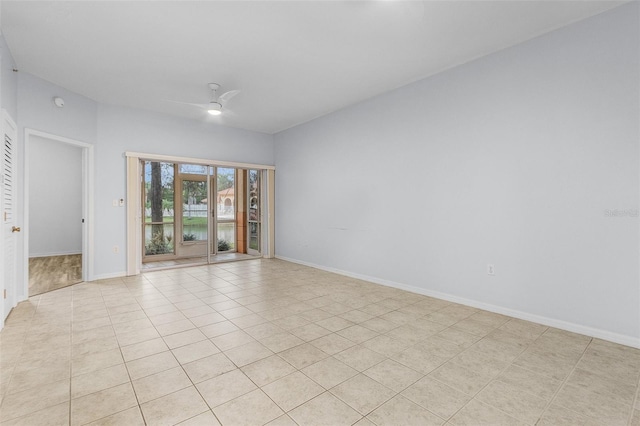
[218,90,240,104]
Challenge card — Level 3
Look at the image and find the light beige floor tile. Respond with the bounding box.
[196,369,257,408]
[116,326,161,347]
[125,350,179,380]
[172,339,220,364]
[213,389,284,425]
[428,361,494,396]
[368,395,444,426]
[361,317,401,333]
[363,359,423,392]
[494,365,561,401]
[499,319,548,340]
[449,399,526,426]
[310,333,355,355]
[176,410,221,425]
[73,315,112,333]
[290,323,332,341]
[263,371,324,411]
[401,376,470,420]
[362,334,410,358]
[210,330,255,351]
[392,346,448,375]
[72,325,114,345]
[6,359,70,394]
[289,392,363,426]
[112,318,154,335]
[84,406,145,426]
[334,344,386,371]
[121,337,168,362]
[436,327,481,347]
[72,335,119,359]
[189,312,226,328]
[302,356,359,389]
[450,349,510,377]
[1,401,69,426]
[259,332,305,353]
[155,319,196,336]
[224,340,273,366]
[199,320,239,338]
[161,328,207,349]
[70,382,137,426]
[468,337,524,363]
[330,374,395,415]
[577,348,640,386]
[183,352,236,383]
[132,366,192,403]
[241,355,296,387]
[316,316,355,332]
[71,347,123,377]
[71,364,130,398]
[244,322,284,340]
[266,414,298,426]
[341,310,375,323]
[475,380,548,425]
[278,343,329,369]
[140,386,209,426]
[271,314,311,330]
[552,382,632,424]
[536,404,601,426]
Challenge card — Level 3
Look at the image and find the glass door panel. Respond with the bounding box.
[216,167,236,253]
[247,169,261,255]
[181,180,207,242]
[143,161,175,257]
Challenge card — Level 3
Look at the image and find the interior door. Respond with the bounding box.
[2,112,18,321]
[247,169,261,256]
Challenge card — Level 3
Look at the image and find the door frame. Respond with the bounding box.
[23,129,95,298]
[126,151,275,275]
[1,110,18,328]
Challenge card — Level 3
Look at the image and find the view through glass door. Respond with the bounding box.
[142,160,260,269]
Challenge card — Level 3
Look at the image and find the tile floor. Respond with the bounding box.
[141,253,261,271]
[1,258,639,425]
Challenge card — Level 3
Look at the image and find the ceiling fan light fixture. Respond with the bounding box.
[207,102,222,115]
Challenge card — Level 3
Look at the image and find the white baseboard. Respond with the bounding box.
[29,251,82,258]
[275,255,640,349]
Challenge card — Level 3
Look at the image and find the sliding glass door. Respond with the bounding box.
[143,160,257,267]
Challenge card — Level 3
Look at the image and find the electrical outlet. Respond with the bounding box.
[113,246,119,254]
[487,264,495,275]
[112,199,118,207]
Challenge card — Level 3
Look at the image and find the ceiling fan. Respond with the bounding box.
[168,83,240,116]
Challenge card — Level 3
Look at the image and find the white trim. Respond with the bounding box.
[125,151,275,171]
[275,255,640,349]
[29,251,82,258]
[126,157,140,276]
[24,129,95,290]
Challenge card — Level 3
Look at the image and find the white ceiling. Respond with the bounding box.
[1,1,625,134]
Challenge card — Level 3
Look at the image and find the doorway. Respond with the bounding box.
[27,136,83,295]
[23,129,94,298]
[140,161,266,270]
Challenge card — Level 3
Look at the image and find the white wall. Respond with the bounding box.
[94,104,274,277]
[16,73,274,279]
[274,3,639,345]
[28,135,82,257]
